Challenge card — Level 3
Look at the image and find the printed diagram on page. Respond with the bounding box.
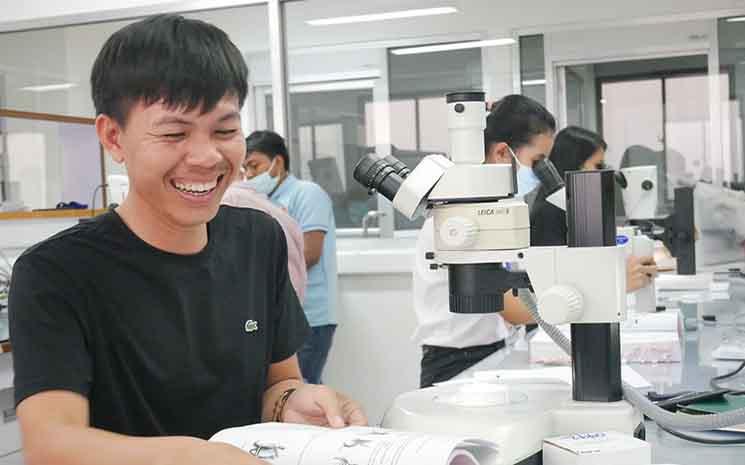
[341,438,374,449]
[249,440,286,460]
[209,423,497,465]
[332,457,359,465]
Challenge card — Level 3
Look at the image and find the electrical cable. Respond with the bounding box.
[711,360,745,391]
[90,183,107,217]
[657,424,745,445]
[517,288,745,432]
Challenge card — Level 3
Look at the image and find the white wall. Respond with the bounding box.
[325,272,419,425]
[545,19,713,114]
[0,27,70,112]
[546,20,712,66]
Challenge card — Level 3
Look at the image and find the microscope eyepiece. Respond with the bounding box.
[382,155,411,178]
[615,171,628,189]
[353,153,409,202]
[446,91,486,104]
[533,158,564,196]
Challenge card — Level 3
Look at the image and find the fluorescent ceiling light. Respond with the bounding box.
[521,79,547,86]
[19,83,78,92]
[392,38,516,55]
[726,16,745,22]
[307,7,457,26]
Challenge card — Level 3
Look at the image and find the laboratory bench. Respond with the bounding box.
[637,278,745,465]
[2,270,745,464]
[479,269,745,465]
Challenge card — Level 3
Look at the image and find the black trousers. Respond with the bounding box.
[420,339,506,388]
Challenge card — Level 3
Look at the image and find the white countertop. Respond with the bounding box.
[336,237,416,275]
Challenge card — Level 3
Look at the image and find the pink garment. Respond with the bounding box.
[222,183,307,304]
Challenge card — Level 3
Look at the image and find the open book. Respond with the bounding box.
[210,423,499,465]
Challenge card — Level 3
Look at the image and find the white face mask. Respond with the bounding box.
[509,146,540,196]
[243,159,279,195]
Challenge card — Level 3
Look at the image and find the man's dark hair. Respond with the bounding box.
[91,14,248,126]
[245,130,290,171]
[484,94,556,153]
[550,126,608,177]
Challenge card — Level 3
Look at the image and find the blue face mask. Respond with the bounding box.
[509,146,540,196]
[243,160,279,195]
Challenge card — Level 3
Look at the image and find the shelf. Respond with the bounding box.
[0,209,108,221]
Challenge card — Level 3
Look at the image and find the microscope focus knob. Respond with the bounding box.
[538,285,584,325]
[440,217,479,248]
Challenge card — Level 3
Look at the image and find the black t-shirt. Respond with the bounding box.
[9,206,310,439]
[530,188,568,247]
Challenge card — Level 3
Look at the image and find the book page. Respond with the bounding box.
[211,423,498,465]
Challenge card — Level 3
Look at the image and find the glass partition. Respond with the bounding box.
[0,111,104,211]
[0,4,273,204]
[718,16,745,189]
[519,35,546,106]
[283,0,514,232]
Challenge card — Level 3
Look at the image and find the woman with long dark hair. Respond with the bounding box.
[531,126,606,246]
[531,126,656,292]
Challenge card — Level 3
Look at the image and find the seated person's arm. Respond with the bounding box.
[262,355,304,422]
[303,231,325,269]
[294,184,333,270]
[262,355,367,427]
[501,291,535,325]
[17,391,258,465]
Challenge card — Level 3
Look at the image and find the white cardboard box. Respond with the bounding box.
[543,431,651,465]
[530,323,682,365]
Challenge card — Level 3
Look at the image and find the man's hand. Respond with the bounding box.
[282,384,367,428]
[626,255,658,293]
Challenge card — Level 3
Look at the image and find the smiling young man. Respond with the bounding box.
[9,14,365,465]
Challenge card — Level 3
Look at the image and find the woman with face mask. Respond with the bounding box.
[483,98,556,196]
[531,126,657,292]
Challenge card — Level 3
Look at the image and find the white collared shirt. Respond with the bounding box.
[412,218,513,348]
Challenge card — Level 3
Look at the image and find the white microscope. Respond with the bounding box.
[353,92,745,465]
[354,92,636,465]
[693,182,745,267]
[616,166,696,276]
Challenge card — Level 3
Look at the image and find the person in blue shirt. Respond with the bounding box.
[243,130,338,385]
